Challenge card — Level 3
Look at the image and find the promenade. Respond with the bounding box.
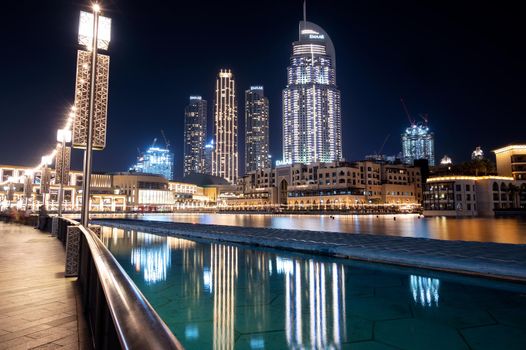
[0,222,90,349]
[97,218,526,282]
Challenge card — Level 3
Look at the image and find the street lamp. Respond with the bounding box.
[74,4,111,226]
[23,170,33,210]
[41,156,52,208]
[56,128,72,217]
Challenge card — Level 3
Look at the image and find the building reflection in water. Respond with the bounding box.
[211,244,238,350]
[101,227,351,349]
[410,275,440,307]
[280,257,347,349]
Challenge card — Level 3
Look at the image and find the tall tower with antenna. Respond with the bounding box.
[282,2,342,165]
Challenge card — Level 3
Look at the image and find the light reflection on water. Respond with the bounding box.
[101,227,526,350]
[95,213,526,244]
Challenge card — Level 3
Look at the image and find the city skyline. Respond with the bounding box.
[0,0,524,177]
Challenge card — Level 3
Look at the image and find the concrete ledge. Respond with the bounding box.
[94,218,526,282]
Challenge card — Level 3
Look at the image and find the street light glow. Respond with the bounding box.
[78,11,112,51]
[57,129,72,143]
[92,3,101,13]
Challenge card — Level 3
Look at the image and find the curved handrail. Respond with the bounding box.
[77,223,183,349]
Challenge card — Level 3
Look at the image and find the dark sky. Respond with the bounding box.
[1,0,525,177]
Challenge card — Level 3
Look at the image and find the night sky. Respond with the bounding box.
[1,0,524,177]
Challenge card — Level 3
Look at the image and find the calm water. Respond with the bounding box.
[101,226,526,350]
[97,213,526,244]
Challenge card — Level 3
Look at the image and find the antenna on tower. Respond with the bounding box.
[303,0,307,23]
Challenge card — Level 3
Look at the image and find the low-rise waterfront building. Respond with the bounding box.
[0,165,217,212]
[224,160,423,211]
[423,176,526,217]
[494,144,526,180]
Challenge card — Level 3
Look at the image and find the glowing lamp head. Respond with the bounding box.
[92,3,101,12]
[57,129,72,143]
[42,156,53,166]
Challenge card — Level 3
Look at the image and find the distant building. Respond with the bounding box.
[423,175,525,216]
[493,145,526,180]
[245,86,270,172]
[471,146,484,160]
[402,124,435,166]
[225,160,423,210]
[282,19,342,165]
[203,140,214,175]
[440,155,452,165]
[131,146,174,180]
[184,96,207,177]
[213,69,238,184]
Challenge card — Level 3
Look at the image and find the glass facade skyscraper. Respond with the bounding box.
[245,86,270,172]
[184,96,207,177]
[131,146,174,180]
[401,125,435,166]
[282,20,342,165]
[213,69,238,184]
[204,140,214,175]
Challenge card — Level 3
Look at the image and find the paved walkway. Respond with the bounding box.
[0,222,91,349]
[97,219,526,282]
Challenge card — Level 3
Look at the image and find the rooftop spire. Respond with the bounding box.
[303,0,307,23]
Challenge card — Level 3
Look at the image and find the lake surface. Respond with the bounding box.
[101,226,526,350]
[94,213,526,244]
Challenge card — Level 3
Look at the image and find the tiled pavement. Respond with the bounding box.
[0,222,91,350]
[96,218,526,282]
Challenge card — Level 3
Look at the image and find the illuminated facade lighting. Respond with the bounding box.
[283,20,342,165]
[184,96,208,177]
[471,146,484,160]
[440,155,452,165]
[401,124,435,166]
[212,69,238,184]
[245,87,270,172]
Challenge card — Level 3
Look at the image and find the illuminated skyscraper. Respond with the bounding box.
[213,69,238,184]
[204,140,214,175]
[131,146,174,180]
[245,86,270,172]
[401,125,435,166]
[184,96,207,177]
[282,20,342,165]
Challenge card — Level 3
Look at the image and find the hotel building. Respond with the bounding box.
[282,20,342,165]
[184,96,208,177]
[245,86,270,172]
[223,160,423,211]
[213,69,239,184]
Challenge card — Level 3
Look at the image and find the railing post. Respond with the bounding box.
[65,226,81,277]
[51,217,59,237]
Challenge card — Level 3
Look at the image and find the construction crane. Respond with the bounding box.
[419,113,429,125]
[400,97,415,126]
[160,129,170,149]
[378,134,390,155]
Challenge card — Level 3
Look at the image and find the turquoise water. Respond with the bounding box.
[101,227,526,350]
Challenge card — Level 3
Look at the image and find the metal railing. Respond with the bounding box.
[57,217,183,349]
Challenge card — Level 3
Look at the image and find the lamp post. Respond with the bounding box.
[23,170,33,210]
[41,156,52,208]
[74,3,111,227]
[56,128,72,217]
